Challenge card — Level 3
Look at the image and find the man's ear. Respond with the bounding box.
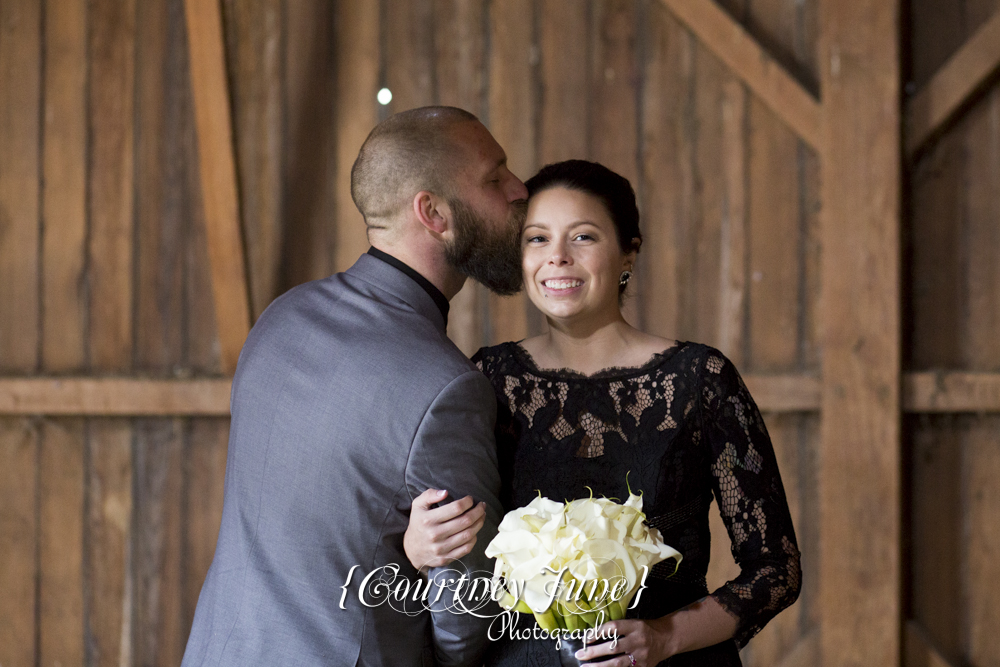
[412,191,452,237]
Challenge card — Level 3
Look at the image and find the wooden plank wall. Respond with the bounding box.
[906,1,1000,666]
[1,0,997,665]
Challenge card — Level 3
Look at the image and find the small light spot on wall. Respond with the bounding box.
[377,88,393,105]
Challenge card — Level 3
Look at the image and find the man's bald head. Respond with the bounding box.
[350,106,480,227]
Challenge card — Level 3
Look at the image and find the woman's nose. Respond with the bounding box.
[548,242,572,265]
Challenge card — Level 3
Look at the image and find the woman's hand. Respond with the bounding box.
[573,618,674,667]
[403,489,487,573]
[575,596,738,665]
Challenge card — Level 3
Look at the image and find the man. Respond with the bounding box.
[182,107,528,666]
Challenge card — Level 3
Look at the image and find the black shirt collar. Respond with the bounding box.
[367,247,450,324]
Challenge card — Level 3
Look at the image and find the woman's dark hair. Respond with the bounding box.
[524,159,642,256]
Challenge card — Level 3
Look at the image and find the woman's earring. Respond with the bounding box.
[619,270,632,288]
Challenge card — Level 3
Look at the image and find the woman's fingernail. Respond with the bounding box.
[575,649,585,659]
[437,489,447,496]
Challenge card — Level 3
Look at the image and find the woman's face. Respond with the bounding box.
[521,187,633,324]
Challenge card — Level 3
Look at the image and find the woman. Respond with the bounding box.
[405,160,801,666]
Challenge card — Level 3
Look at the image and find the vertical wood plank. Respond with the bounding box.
[487,0,536,343]
[222,0,283,319]
[716,77,748,365]
[42,0,88,372]
[538,0,589,164]
[0,419,39,667]
[0,0,42,373]
[282,0,339,285]
[88,0,136,372]
[184,87,222,376]
[184,0,252,375]
[332,0,379,273]
[590,0,641,326]
[907,134,964,369]
[818,1,901,665]
[639,5,692,340]
[38,418,85,666]
[961,87,1000,370]
[86,421,134,667]
[910,417,962,658]
[133,419,185,667]
[964,416,1000,666]
[747,99,800,372]
[960,79,1000,666]
[688,45,727,348]
[436,0,488,355]
[132,1,189,662]
[385,0,436,112]
[134,0,185,373]
[182,418,228,634]
[591,0,639,182]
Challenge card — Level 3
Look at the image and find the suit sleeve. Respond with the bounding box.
[405,370,503,667]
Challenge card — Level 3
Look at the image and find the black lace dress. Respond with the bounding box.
[473,341,801,667]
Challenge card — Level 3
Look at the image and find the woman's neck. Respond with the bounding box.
[529,314,646,375]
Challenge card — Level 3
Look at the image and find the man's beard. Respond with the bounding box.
[444,197,527,296]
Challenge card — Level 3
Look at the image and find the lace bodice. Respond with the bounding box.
[473,341,801,649]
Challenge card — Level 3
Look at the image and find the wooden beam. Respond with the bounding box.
[744,375,821,412]
[0,378,231,416]
[905,9,1000,158]
[657,0,822,149]
[818,0,901,665]
[183,0,251,374]
[5,372,1000,416]
[904,371,1000,413]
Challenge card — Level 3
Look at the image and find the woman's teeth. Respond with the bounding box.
[542,279,583,289]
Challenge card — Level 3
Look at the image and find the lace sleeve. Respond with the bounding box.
[699,351,802,647]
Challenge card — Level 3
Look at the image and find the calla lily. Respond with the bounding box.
[485,490,682,631]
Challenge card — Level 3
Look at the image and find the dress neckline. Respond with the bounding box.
[507,340,688,381]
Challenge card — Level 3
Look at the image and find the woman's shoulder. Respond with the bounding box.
[471,341,523,378]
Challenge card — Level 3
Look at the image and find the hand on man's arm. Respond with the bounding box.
[405,370,503,667]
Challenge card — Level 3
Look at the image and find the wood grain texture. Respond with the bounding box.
[538,0,589,164]
[280,0,338,286]
[657,0,821,148]
[0,374,831,415]
[331,0,378,274]
[437,0,488,355]
[134,0,186,373]
[182,418,228,636]
[385,0,436,112]
[88,0,136,373]
[86,420,133,667]
[486,0,536,343]
[0,0,42,374]
[0,418,39,666]
[591,0,641,327]
[42,0,88,372]
[905,9,1000,157]
[961,86,1000,370]
[909,417,962,660]
[222,0,282,320]
[904,619,958,667]
[640,5,692,341]
[133,418,185,666]
[747,99,801,373]
[818,0,901,664]
[964,416,1000,666]
[38,418,85,666]
[0,378,231,416]
[184,0,252,374]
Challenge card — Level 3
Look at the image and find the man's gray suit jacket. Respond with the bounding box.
[182,253,503,667]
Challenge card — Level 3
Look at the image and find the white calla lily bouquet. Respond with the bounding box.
[484,489,681,633]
